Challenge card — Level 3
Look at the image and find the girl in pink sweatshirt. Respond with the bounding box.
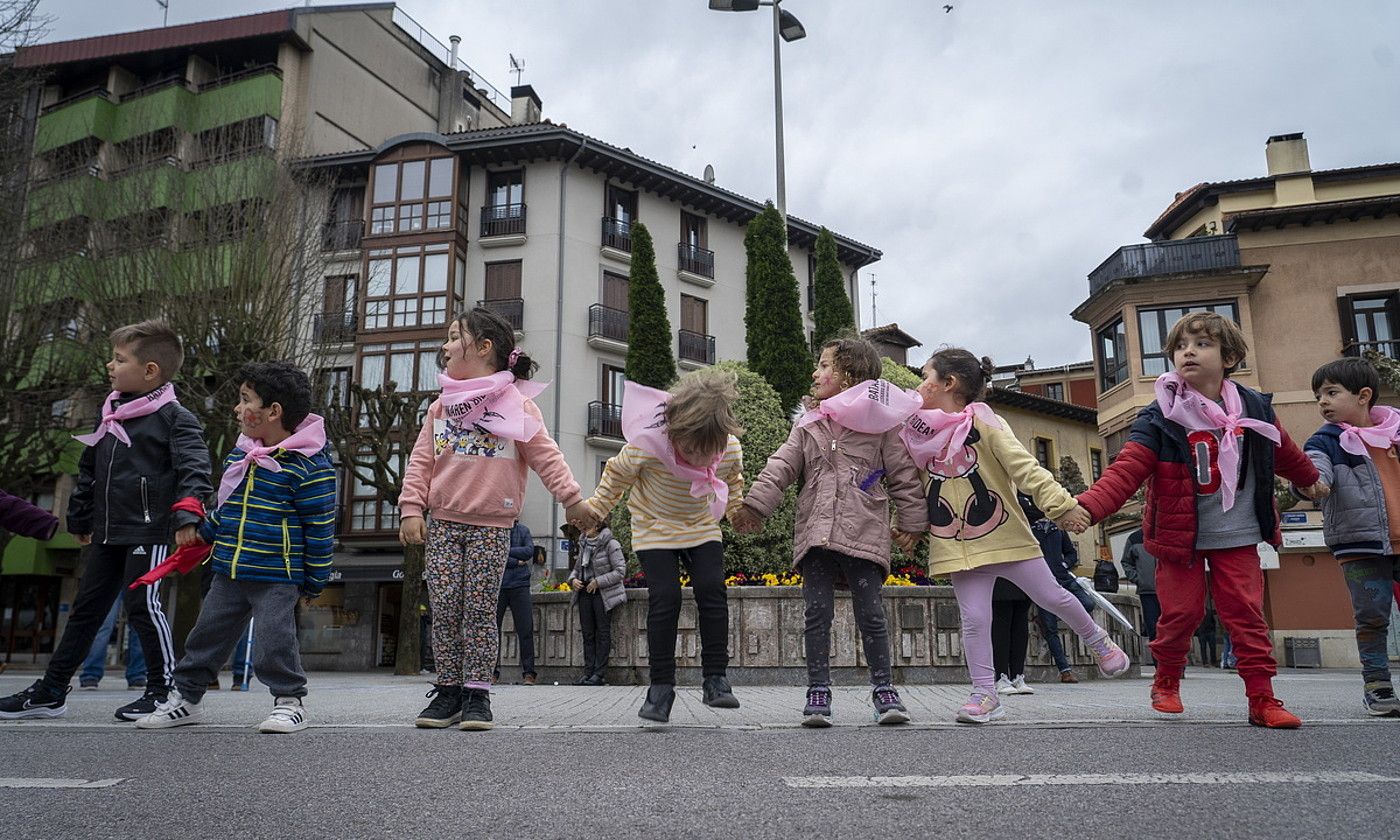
[399,308,592,731]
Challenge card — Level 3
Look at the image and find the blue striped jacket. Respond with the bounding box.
[198,446,338,595]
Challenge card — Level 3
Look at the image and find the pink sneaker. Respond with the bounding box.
[1093,639,1131,678]
[955,691,1006,724]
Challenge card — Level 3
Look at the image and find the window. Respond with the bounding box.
[362,244,452,331]
[112,128,179,174]
[348,449,403,533]
[484,261,523,300]
[681,212,707,248]
[601,271,629,312]
[602,364,626,406]
[603,184,637,249]
[1340,293,1400,359]
[359,342,440,395]
[1034,437,1054,470]
[487,170,524,209]
[1096,318,1128,391]
[1138,300,1240,376]
[1044,382,1065,402]
[369,155,455,235]
[193,117,276,166]
[1090,448,1104,480]
[679,295,713,364]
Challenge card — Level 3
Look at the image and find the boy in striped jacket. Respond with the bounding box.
[137,362,337,734]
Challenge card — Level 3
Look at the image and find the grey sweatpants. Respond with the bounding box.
[173,574,306,703]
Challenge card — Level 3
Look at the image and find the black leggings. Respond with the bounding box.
[991,599,1030,679]
[637,541,728,685]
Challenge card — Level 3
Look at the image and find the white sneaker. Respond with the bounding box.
[995,675,1016,695]
[258,697,308,733]
[134,692,203,729]
[1010,675,1036,695]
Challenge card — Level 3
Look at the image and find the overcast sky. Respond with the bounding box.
[36,0,1400,368]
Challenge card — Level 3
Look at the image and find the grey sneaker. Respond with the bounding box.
[872,685,910,725]
[802,686,832,728]
[1363,682,1400,717]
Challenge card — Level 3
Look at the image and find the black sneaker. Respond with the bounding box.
[0,680,68,720]
[115,689,168,722]
[459,689,494,731]
[414,685,462,728]
[702,675,740,709]
[872,684,910,725]
[802,685,833,728]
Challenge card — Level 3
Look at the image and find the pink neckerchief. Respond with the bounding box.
[74,384,179,447]
[621,380,728,520]
[1337,405,1400,458]
[899,402,1002,471]
[437,371,548,443]
[1155,372,1280,511]
[797,379,923,434]
[216,414,329,508]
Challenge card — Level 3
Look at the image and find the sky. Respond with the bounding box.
[32,0,1400,369]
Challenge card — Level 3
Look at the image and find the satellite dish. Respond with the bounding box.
[703,164,715,184]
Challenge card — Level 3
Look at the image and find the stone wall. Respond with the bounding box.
[495,586,1145,686]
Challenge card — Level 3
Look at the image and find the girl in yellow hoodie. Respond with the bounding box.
[901,348,1130,724]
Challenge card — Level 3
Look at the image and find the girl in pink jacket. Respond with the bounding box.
[399,308,592,731]
[734,335,927,727]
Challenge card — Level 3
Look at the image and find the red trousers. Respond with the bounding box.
[1150,544,1276,697]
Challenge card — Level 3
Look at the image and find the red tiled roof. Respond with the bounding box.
[14,9,296,68]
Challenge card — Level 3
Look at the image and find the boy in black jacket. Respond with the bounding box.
[0,320,211,721]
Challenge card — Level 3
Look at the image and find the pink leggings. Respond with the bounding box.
[951,557,1108,694]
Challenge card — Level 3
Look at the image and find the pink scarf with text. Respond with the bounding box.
[899,402,1002,471]
[1155,372,1279,511]
[1337,405,1400,458]
[74,384,179,447]
[216,414,328,507]
[797,379,923,434]
[437,371,548,443]
[621,380,728,520]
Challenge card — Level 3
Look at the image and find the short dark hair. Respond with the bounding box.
[109,319,183,384]
[238,361,312,432]
[923,347,995,402]
[1311,357,1381,409]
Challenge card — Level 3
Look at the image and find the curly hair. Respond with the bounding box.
[819,331,883,387]
[665,368,744,458]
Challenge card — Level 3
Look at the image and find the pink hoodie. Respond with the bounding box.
[399,397,582,529]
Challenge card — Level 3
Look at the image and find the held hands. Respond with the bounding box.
[1298,481,1331,501]
[1055,503,1092,535]
[175,524,200,548]
[399,515,427,546]
[892,529,924,554]
[729,506,762,534]
[565,501,600,532]
[75,533,92,546]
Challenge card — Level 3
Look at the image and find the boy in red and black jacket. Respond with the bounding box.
[1076,312,1326,728]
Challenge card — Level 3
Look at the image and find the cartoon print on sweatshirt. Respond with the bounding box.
[433,414,515,459]
[925,427,1007,541]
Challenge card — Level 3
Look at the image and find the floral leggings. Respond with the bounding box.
[425,520,511,690]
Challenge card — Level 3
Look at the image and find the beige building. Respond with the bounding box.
[1072,132,1400,666]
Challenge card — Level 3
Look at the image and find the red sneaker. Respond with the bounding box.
[1150,674,1184,714]
[1248,695,1302,729]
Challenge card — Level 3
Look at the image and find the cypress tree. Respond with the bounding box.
[625,221,676,389]
[743,203,811,410]
[810,227,855,350]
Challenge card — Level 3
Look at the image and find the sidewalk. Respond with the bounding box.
[0,667,1382,730]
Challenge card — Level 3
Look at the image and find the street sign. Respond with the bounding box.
[1282,512,1308,525]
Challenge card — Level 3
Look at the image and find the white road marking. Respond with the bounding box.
[0,778,127,789]
[783,771,1400,788]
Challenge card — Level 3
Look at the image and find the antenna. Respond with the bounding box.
[870,273,878,328]
[155,0,169,26]
[509,54,525,85]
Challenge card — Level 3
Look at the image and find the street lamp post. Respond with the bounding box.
[708,0,806,219]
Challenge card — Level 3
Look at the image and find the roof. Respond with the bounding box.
[1016,360,1094,376]
[299,122,882,265]
[1143,161,1400,240]
[985,386,1098,425]
[863,323,921,348]
[1226,194,1400,233]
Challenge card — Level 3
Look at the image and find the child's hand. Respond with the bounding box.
[729,507,761,534]
[399,515,427,546]
[565,501,598,531]
[1300,481,1331,500]
[892,529,923,554]
[75,533,92,546]
[1055,504,1091,534]
[175,524,200,547]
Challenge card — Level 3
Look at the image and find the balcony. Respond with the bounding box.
[1087,235,1241,297]
[678,329,716,369]
[601,216,632,258]
[1344,340,1400,361]
[677,242,716,287]
[587,303,629,353]
[321,220,364,252]
[480,203,526,241]
[586,401,624,447]
[478,297,524,331]
[313,310,357,344]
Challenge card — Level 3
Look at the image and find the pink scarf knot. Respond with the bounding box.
[74,384,178,447]
[1338,405,1400,458]
[899,402,1002,471]
[216,414,328,508]
[796,379,923,434]
[1155,372,1279,511]
[621,380,729,520]
[437,371,548,443]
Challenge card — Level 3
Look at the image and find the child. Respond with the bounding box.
[135,361,336,733]
[568,522,628,685]
[586,368,746,723]
[1076,311,1324,728]
[1303,357,1400,716]
[901,348,1130,724]
[401,308,591,731]
[0,320,211,722]
[733,334,926,726]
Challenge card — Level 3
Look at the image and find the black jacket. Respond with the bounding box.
[67,394,212,545]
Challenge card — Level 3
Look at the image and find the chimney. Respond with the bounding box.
[511,84,542,125]
[1265,132,1310,176]
[448,35,461,67]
